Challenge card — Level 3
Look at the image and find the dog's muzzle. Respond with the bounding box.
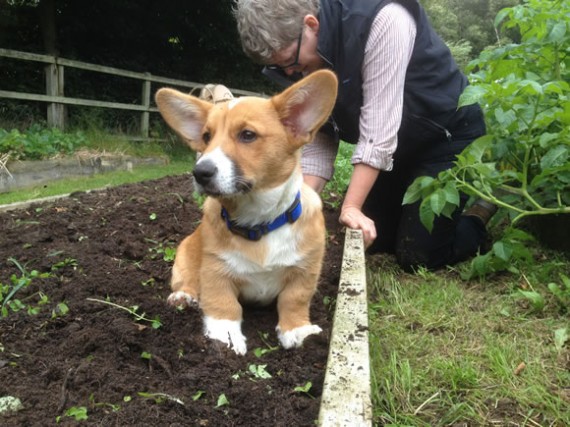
[192,158,252,196]
[193,159,217,188]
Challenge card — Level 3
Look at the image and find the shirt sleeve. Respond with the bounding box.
[301,131,339,181]
[351,3,417,172]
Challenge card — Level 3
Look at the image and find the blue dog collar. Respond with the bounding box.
[221,192,302,241]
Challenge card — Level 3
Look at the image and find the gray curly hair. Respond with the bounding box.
[233,0,320,64]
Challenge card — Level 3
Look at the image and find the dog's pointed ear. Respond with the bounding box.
[155,88,212,152]
[271,70,338,146]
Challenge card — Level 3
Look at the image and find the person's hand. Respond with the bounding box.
[339,205,377,249]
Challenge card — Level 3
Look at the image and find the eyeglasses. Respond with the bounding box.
[267,30,303,71]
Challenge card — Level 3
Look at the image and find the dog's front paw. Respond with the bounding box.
[167,291,198,309]
[277,324,322,349]
[203,316,247,355]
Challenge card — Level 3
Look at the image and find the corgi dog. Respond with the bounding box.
[155,70,338,355]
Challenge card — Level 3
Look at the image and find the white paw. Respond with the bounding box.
[167,291,198,309]
[203,316,247,355]
[277,324,322,349]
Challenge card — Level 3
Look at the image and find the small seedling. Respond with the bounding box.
[294,381,315,399]
[89,393,120,412]
[322,295,336,313]
[87,298,162,329]
[192,390,205,401]
[50,257,78,271]
[248,364,272,379]
[162,247,176,262]
[140,351,152,360]
[26,292,49,315]
[56,406,88,422]
[146,239,177,262]
[253,331,279,358]
[51,302,70,319]
[216,394,229,407]
[149,212,157,221]
[141,278,156,287]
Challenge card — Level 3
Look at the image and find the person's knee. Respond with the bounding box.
[395,240,445,272]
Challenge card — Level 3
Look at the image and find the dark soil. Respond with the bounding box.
[0,174,345,426]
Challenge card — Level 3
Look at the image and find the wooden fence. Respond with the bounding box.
[0,48,261,139]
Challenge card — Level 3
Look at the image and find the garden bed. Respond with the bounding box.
[0,174,345,426]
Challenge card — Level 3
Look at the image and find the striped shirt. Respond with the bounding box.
[301,2,417,179]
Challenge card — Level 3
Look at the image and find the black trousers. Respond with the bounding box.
[363,104,487,271]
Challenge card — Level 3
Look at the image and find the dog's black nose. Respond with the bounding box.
[193,160,217,186]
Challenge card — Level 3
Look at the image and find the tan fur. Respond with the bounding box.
[155,70,338,354]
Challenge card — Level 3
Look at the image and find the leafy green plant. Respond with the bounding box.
[404,0,570,277]
[1,258,52,317]
[86,297,162,329]
[0,125,86,161]
[517,289,546,313]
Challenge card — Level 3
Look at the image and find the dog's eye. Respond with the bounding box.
[238,130,257,143]
[202,131,211,144]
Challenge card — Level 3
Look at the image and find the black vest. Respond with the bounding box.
[264,0,468,145]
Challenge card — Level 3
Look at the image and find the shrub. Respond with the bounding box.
[0,125,86,160]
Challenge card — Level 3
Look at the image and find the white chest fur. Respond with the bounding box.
[219,225,301,305]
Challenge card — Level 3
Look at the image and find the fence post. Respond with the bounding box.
[140,72,151,138]
[45,61,66,130]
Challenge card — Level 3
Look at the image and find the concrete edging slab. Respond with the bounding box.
[319,228,372,426]
[0,156,168,193]
[0,188,108,213]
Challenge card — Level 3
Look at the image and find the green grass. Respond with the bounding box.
[0,160,193,205]
[367,256,570,426]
